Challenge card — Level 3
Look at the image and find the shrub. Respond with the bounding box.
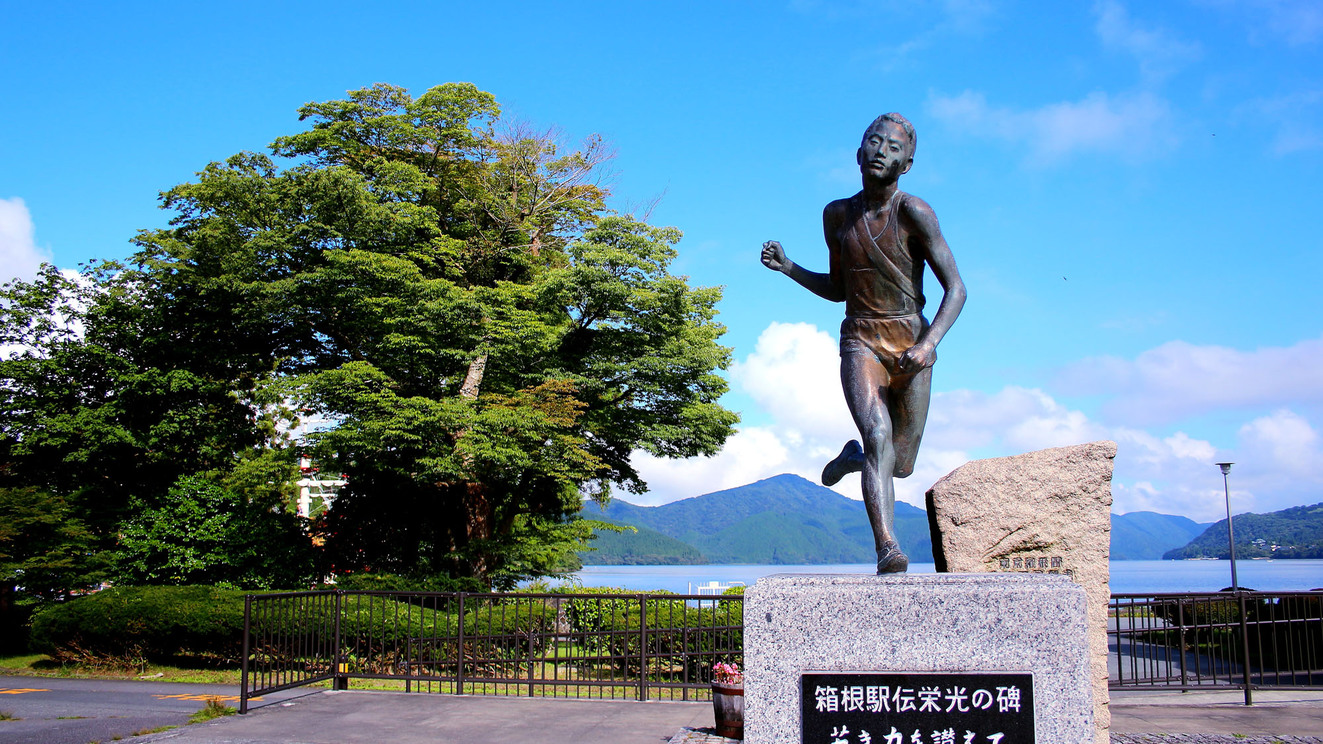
[30,585,248,663]
[337,594,461,646]
[462,599,558,658]
[601,601,743,681]
[332,572,485,593]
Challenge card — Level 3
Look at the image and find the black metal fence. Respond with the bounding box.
[241,590,743,713]
[242,589,1323,712]
[1110,591,1323,701]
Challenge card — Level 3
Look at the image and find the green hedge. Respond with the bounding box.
[332,573,485,593]
[462,599,558,657]
[30,585,248,662]
[602,602,743,680]
[336,595,461,644]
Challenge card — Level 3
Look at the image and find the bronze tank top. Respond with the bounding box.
[832,191,926,318]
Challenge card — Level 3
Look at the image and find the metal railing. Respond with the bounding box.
[241,590,743,712]
[1110,591,1323,702]
[243,588,1322,712]
[240,590,341,711]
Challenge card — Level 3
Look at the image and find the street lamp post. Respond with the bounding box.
[1217,462,1239,590]
[1217,461,1254,705]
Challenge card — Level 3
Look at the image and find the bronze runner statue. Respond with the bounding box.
[760,113,966,574]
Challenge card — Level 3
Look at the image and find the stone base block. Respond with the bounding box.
[744,573,1093,744]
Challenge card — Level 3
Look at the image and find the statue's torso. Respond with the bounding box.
[832,192,926,318]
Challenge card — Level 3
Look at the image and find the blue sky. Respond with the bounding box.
[3,0,1322,521]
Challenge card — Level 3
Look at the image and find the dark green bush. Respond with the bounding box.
[602,601,743,680]
[330,594,461,674]
[29,585,248,662]
[554,586,638,646]
[462,599,558,657]
[337,594,461,645]
[332,572,485,593]
[0,602,36,655]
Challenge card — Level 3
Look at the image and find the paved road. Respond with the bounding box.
[5,677,1323,744]
[0,676,306,744]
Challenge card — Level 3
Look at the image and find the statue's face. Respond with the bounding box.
[858,120,912,180]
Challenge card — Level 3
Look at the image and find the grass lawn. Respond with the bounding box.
[0,653,243,685]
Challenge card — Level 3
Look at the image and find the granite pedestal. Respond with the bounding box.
[744,573,1094,744]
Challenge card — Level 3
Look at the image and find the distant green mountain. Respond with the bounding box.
[1110,511,1212,560]
[579,473,932,565]
[579,523,706,565]
[1164,502,1323,560]
[577,472,1272,565]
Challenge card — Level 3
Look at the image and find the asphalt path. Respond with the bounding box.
[0,676,307,744]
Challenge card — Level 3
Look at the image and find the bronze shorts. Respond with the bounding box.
[839,314,930,376]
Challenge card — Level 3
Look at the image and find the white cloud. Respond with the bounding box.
[629,426,793,506]
[729,322,854,442]
[1093,0,1201,83]
[1235,90,1323,155]
[1057,336,1323,426]
[1237,409,1323,490]
[926,89,1177,164]
[0,197,51,284]
[1258,0,1323,45]
[1108,411,1323,521]
[633,323,1323,523]
[636,325,1118,510]
[1202,0,1323,46]
[633,322,856,506]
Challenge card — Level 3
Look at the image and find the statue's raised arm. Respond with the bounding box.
[761,239,843,302]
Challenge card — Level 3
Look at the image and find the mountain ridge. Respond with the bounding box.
[578,473,1235,565]
[1163,502,1323,560]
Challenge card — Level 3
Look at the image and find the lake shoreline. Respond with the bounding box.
[570,559,1323,594]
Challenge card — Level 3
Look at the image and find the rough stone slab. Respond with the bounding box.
[744,573,1093,744]
[927,440,1116,744]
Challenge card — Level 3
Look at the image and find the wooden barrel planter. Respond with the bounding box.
[711,681,744,739]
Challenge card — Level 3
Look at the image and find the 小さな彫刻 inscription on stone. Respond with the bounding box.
[996,555,1074,578]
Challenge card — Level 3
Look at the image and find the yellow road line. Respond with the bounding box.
[151,693,258,702]
[0,688,51,694]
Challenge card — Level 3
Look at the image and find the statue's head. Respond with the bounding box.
[858,113,916,179]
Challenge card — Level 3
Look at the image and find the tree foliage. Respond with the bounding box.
[112,476,317,589]
[0,487,107,603]
[1,82,736,591]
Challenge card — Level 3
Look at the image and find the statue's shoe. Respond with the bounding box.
[876,542,909,574]
[821,440,864,486]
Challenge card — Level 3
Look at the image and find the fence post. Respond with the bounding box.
[521,590,531,693]
[457,592,466,696]
[333,591,348,691]
[638,594,648,701]
[1237,591,1254,705]
[1177,599,1188,690]
[240,595,252,713]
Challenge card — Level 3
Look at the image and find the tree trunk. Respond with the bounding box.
[459,353,487,400]
[463,482,492,580]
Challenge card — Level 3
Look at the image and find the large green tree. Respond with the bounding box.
[2,82,736,589]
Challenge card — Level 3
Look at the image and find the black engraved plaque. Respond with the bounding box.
[801,672,1034,744]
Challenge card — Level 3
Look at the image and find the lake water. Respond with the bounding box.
[572,560,1323,594]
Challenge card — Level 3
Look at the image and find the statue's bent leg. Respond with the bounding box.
[840,350,907,574]
[889,365,932,478]
[821,440,864,486]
